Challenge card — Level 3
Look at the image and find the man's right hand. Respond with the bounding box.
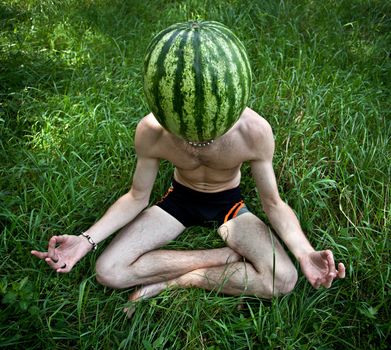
[31,234,92,273]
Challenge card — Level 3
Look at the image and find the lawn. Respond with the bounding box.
[0,0,390,349]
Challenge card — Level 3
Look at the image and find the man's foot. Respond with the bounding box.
[124,281,167,319]
[123,247,242,318]
[222,247,242,264]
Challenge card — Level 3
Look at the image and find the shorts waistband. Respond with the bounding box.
[171,179,241,200]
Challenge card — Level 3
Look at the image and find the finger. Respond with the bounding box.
[124,305,136,319]
[49,235,69,262]
[313,278,321,289]
[56,263,70,273]
[56,264,68,273]
[319,249,331,260]
[45,257,64,271]
[45,257,56,269]
[31,250,49,260]
[53,235,68,244]
[48,236,59,262]
[323,273,334,288]
[325,250,335,269]
[337,262,346,279]
[323,263,345,288]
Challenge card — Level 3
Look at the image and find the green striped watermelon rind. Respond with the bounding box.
[143,20,252,142]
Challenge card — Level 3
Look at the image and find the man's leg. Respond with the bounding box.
[132,212,298,299]
[95,206,240,289]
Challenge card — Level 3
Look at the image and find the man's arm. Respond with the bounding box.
[251,160,315,260]
[250,158,315,260]
[248,117,345,288]
[82,114,162,244]
[31,116,161,272]
[81,155,159,245]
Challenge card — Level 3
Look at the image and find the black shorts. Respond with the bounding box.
[156,179,249,227]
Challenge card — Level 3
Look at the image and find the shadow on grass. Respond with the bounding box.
[0,5,76,136]
[0,0,155,134]
[73,0,157,37]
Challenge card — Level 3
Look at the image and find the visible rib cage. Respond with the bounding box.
[143,21,252,142]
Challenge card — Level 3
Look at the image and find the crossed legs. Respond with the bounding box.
[165,212,298,298]
[95,205,297,305]
[95,206,240,289]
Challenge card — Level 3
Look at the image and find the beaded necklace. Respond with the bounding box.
[186,139,215,148]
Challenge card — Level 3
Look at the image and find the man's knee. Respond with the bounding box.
[273,264,298,296]
[252,263,298,298]
[95,258,121,288]
[95,256,138,289]
[218,213,267,247]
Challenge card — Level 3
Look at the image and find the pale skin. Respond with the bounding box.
[31,107,345,316]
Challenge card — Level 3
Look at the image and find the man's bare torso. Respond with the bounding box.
[137,107,272,193]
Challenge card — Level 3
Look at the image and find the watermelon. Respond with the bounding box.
[143,20,252,142]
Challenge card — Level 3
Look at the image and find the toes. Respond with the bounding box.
[124,304,136,319]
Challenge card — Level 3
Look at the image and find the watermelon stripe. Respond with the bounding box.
[210,24,252,101]
[173,30,190,137]
[209,30,240,131]
[208,24,250,77]
[181,29,196,138]
[209,26,249,104]
[144,25,178,73]
[209,63,222,137]
[204,33,229,136]
[203,28,224,138]
[224,33,248,115]
[192,29,205,140]
[209,32,231,137]
[149,30,182,129]
[203,39,222,139]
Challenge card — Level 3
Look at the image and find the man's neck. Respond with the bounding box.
[186,139,214,148]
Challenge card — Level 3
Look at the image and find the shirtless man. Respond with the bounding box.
[31,107,345,308]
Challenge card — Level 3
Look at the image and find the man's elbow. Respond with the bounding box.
[261,196,285,215]
[126,189,150,209]
[133,195,150,210]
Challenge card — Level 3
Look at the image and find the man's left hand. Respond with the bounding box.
[299,250,345,289]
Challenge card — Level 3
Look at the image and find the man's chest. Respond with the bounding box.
[164,143,244,170]
[151,128,254,170]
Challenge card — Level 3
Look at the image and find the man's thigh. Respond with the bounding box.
[97,205,185,268]
[218,212,294,273]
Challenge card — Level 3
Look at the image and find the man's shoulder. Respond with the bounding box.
[137,113,164,133]
[238,107,274,143]
[135,113,165,155]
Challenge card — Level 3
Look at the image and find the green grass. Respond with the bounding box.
[1,0,390,348]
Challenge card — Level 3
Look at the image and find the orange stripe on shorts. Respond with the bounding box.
[232,202,245,218]
[224,200,244,223]
[157,186,173,204]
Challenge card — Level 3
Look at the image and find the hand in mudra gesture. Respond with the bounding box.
[300,250,346,289]
[31,235,92,273]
